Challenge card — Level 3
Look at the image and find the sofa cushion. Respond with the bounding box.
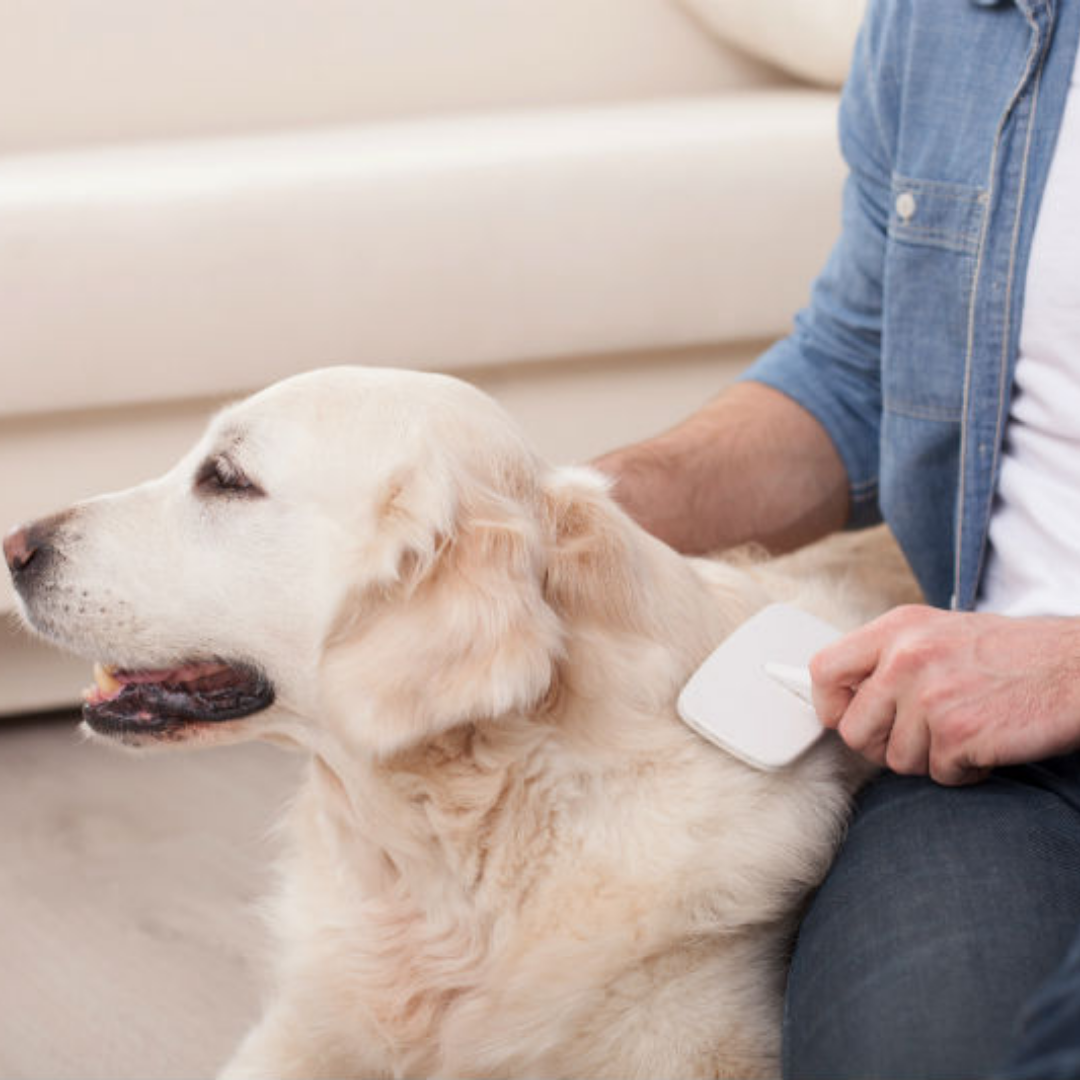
[677,0,866,88]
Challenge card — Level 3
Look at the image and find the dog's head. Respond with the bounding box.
[6,367,652,755]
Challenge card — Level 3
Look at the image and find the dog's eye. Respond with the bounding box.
[195,455,264,498]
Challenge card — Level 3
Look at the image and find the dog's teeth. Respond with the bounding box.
[93,663,121,697]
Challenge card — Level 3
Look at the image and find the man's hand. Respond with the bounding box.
[810,605,1080,785]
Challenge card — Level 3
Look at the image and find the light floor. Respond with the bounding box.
[0,715,302,1079]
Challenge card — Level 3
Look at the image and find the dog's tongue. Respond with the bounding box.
[82,661,235,705]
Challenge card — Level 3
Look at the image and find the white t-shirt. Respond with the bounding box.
[977,49,1080,616]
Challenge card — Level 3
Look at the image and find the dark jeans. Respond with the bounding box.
[783,756,1080,1080]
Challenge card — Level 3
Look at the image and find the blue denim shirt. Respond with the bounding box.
[743,0,1080,610]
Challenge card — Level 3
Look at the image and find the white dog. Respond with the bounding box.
[5,367,916,1078]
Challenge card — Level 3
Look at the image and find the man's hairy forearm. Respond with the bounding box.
[591,381,850,555]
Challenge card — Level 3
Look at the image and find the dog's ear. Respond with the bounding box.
[321,478,565,759]
[363,460,459,589]
[540,466,646,633]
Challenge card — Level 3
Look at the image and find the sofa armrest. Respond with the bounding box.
[0,93,842,419]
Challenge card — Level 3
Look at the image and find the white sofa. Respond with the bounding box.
[0,0,848,714]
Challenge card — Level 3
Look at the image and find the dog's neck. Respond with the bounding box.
[301,716,548,906]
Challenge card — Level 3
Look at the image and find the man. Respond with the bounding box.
[594,1,1080,1076]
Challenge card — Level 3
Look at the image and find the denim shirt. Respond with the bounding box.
[743,0,1080,610]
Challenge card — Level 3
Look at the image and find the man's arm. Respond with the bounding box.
[594,0,898,558]
[592,381,849,555]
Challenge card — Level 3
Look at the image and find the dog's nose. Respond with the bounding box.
[3,524,37,574]
[4,511,71,585]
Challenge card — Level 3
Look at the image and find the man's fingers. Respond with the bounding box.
[812,681,855,730]
[931,758,991,786]
[884,714,931,775]
[834,679,897,764]
[810,606,947,771]
[810,625,886,727]
[930,734,993,786]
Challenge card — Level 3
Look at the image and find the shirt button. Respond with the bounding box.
[896,191,917,221]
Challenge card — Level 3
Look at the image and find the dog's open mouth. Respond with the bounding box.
[82,661,274,736]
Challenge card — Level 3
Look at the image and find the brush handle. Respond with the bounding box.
[762,662,814,707]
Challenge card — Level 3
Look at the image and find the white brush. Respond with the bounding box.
[677,603,841,770]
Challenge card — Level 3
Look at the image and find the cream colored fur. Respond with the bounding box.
[13,367,920,1079]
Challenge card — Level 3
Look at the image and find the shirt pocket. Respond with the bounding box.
[882,174,988,421]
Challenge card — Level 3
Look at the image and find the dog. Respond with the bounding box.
[5,367,918,1078]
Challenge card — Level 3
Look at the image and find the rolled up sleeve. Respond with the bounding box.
[740,3,896,529]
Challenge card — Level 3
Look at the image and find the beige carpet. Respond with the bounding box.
[0,714,303,1079]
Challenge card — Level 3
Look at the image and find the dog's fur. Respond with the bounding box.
[10,367,919,1078]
